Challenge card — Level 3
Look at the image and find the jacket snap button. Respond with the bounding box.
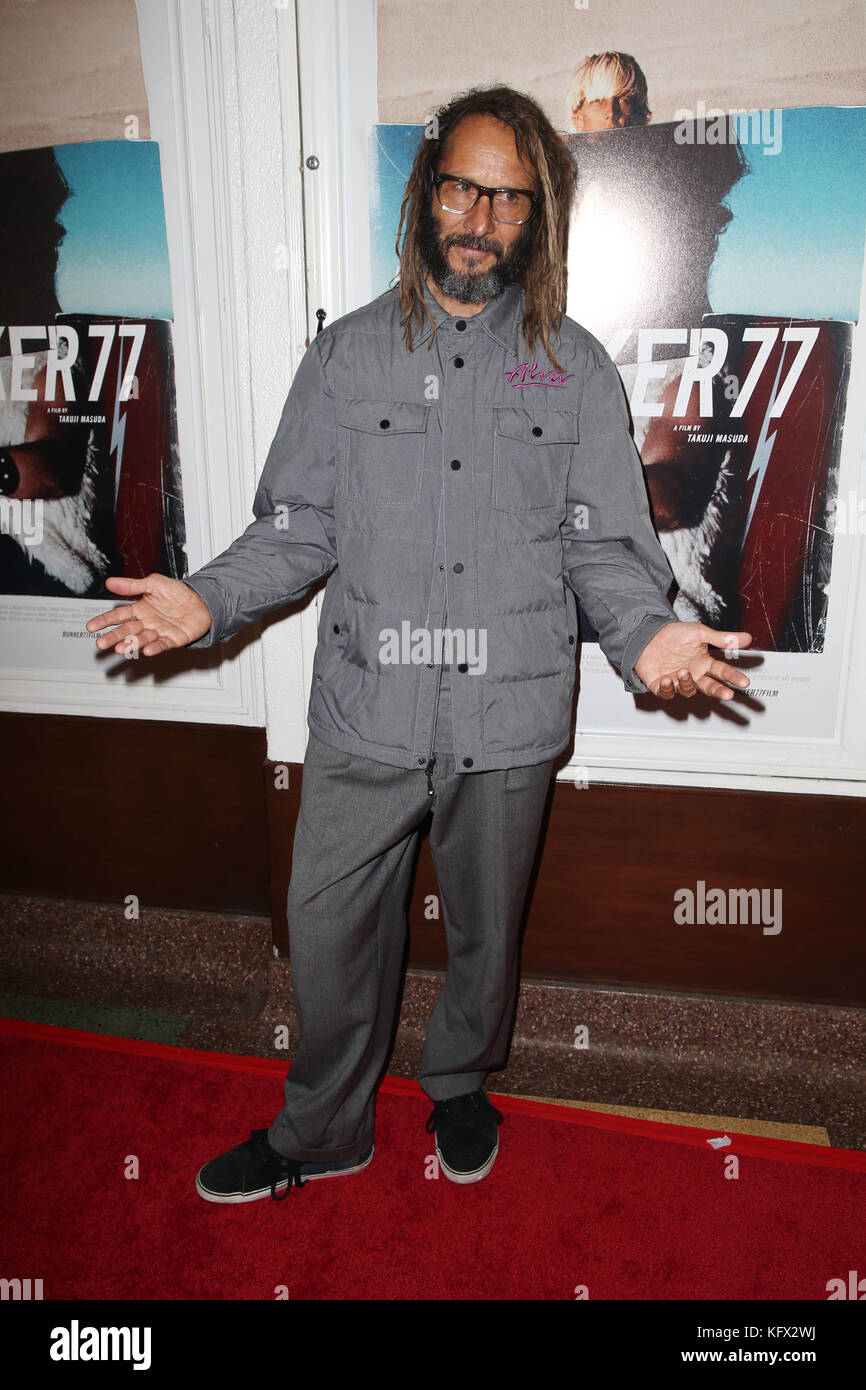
[457,662,468,673]
[380,419,390,429]
[333,624,340,633]
[455,320,466,331]
[463,757,473,767]
[568,635,575,645]
[532,426,543,437]
[453,562,464,573]
[450,459,461,470]
[454,357,464,368]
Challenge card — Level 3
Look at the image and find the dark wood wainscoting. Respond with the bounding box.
[0,712,269,914]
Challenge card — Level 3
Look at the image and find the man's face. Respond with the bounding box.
[419,114,538,307]
[571,95,635,132]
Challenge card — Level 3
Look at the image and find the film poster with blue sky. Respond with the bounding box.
[0,139,186,672]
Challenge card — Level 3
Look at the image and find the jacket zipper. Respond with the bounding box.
[425,484,447,799]
[424,636,445,797]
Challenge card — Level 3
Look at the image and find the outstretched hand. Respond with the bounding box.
[634,622,752,701]
[85,574,212,657]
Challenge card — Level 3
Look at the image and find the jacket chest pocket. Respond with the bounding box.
[492,406,579,512]
[337,398,430,506]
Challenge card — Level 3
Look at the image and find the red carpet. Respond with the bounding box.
[2,1018,864,1301]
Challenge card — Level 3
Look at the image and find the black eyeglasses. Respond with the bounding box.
[432,172,540,225]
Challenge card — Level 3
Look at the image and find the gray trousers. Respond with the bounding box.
[267,732,553,1163]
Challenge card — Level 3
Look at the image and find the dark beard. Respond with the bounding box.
[417,200,535,303]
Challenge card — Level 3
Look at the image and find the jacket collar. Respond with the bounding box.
[411,276,523,358]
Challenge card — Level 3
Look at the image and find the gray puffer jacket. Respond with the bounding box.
[184,280,678,772]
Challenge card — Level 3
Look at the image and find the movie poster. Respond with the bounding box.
[368,105,866,741]
[617,316,852,654]
[0,140,188,673]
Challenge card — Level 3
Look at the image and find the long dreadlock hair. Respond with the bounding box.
[395,86,576,373]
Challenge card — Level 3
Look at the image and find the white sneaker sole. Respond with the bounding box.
[195,1145,375,1204]
[436,1137,499,1185]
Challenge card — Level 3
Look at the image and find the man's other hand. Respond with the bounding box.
[634,622,752,701]
[85,574,212,656]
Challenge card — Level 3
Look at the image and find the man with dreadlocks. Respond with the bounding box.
[87,87,751,1203]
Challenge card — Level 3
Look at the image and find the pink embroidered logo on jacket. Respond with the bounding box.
[506,362,574,388]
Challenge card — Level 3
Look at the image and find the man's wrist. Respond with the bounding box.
[622,614,678,693]
[181,574,224,650]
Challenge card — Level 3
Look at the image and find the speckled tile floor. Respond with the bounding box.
[1,894,863,1149]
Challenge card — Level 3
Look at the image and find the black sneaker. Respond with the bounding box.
[425,1090,504,1184]
[195,1128,374,1204]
